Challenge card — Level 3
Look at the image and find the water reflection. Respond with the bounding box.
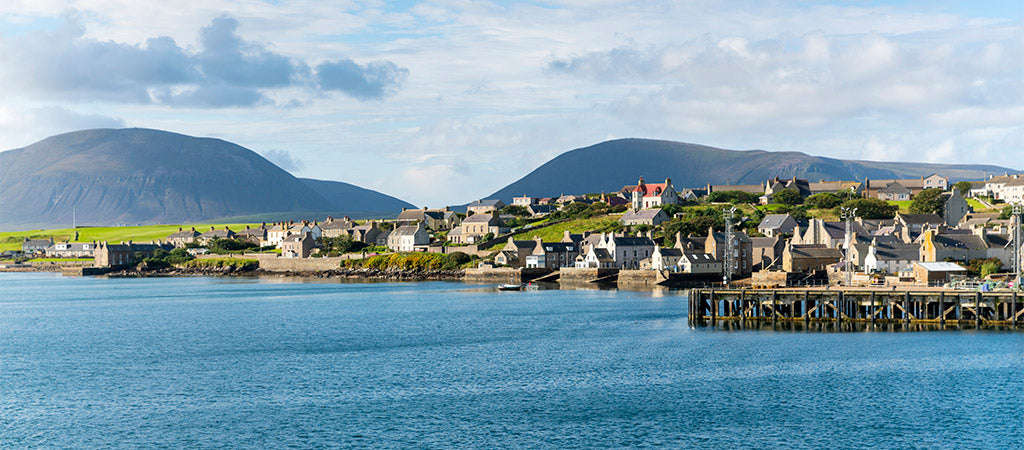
[693,319,1020,333]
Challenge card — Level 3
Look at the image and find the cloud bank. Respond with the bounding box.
[0,14,408,108]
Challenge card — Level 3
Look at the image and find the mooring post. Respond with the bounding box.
[1007,291,1015,330]
[870,291,876,325]
[771,290,778,323]
[976,292,983,326]
[837,291,844,325]
[710,290,717,324]
[939,292,945,326]
[739,290,746,321]
[903,292,911,324]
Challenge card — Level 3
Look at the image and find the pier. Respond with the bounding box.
[688,288,1022,327]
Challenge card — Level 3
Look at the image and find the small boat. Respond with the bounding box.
[497,283,523,291]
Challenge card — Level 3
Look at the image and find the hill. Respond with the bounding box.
[487,139,1018,201]
[0,128,413,231]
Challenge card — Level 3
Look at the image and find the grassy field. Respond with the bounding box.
[0,223,261,252]
[488,215,622,250]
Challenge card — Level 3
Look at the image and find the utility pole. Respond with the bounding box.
[841,206,857,286]
[1014,203,1022,291]
[723,207,737,288]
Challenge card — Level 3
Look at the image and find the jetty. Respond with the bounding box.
[688,288,1023,327]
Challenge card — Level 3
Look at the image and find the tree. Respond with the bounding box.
[805,193,842,209]
[500,205,531,217]
[707,190,760,204]
[772,188,803,205]
[659,203,684,217]
[999,205,1013,220]
[837,198,898,220]
[909,188,946,216]
[954,181,973,195]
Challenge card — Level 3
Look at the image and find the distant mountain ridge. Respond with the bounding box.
[487,139,1018,201]
[0,128,414,231]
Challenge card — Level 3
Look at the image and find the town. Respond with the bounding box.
[8,172,1024,291]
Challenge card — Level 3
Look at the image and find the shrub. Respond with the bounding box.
[805,193,842,209]
[707,191,760,204]
[835,198,898,220]
[184,257,258,271]
[341,252,476,271]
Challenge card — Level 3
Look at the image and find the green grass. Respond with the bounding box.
[0,223,262,252]
[487,215,622,250]
[967,198,997,212]
[25,258,93,263]
[887,200,913,212]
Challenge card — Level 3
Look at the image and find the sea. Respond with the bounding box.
[1,272,1022,448]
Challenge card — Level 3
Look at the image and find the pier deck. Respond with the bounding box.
[688,288,1022,327]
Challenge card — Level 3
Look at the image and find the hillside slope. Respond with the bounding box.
[488,139,1016,200]
[0,128,412,230]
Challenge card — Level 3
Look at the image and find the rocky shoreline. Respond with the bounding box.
[101,266,465,281]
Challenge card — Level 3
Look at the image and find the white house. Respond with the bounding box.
[387,221,430,252]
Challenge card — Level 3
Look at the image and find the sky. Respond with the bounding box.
[0,0,1021,207]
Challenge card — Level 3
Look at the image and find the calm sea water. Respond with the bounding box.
[1,273,1022,448]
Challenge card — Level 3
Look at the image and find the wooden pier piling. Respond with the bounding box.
[689,288,1024,328]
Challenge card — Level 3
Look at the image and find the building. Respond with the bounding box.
[575,244,615,269]
[877,181,913,201]
[320,216,355,238]
[387,221,431,252]
[761,176,811,204]
[497,238,539,267]
[648,246,683,271]
[467,199,506,216]
[596,232,657,269]
[751,236,784,271]
[895,213,944,243]
[451,213,509,244]
[792,218,871,248]
[280,232,315,258]
[861,240,921,274]
[526,241,580,268]
[705,227,753,277]
[396,208,458,230]
[44,242,96,258]
[167,227,201,247]
[782,243,843,273]
[620,208,669,226]
[939,189,971,227]
[919,228,1016,267]
[808,180,862,196]
[94,241,173,267]
[512,196,538,207]
[679,252,722,274]
[22,238,53,254]
[757,214,798,237]
[235,225,268,245]
[622,176,681,210]
[198,226,236,244]
[864,174,948,199]
[349,221,383,244]
[913,261,967,285]
[527,204,558,217]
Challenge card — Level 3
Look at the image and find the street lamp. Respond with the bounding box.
[840,206,858,286]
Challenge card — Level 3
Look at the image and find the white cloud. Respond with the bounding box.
[0,0,1020,205]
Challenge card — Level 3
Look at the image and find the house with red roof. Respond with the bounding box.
[622,176,681,210]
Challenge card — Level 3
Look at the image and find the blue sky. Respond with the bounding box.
[0,0,1020,206]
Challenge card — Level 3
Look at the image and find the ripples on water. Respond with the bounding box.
[1,273,1022,448]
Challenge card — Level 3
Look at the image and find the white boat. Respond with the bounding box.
[497,283,523,291]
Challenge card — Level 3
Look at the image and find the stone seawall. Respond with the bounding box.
[197,254,344,272]
[617,269,667,287]
[464,267,522,283]
[558,268,618,284]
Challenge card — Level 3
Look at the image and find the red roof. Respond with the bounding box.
[630,183,668,198]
